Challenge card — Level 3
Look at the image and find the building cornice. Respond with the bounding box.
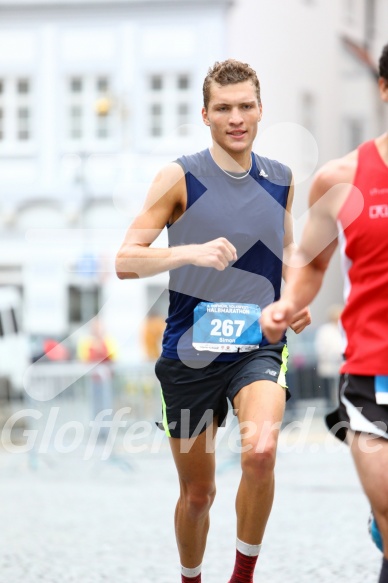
[0,0,233,8]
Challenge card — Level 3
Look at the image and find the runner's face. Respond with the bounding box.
[202,80,262,158]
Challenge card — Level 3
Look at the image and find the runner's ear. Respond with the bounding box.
[202,107,211,126]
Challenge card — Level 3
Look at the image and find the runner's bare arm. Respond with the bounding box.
[281,177,311,334]
[281,155,358,311]
[115,163,237,279]
[261,164,344,343]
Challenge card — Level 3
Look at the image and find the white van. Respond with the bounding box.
[0,287,29,398]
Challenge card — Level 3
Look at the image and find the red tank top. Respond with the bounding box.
[338,139,388,375]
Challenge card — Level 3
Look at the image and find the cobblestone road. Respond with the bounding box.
[0,409,383,582]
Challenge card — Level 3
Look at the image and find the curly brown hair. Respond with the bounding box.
[203,59,261,110]
[379,44,388,81]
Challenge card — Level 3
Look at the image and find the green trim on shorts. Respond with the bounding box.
[277,344,289,388]
[160,389,171,437]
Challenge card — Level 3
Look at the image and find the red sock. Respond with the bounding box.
[228,549,259,583]
[182,575,201,583]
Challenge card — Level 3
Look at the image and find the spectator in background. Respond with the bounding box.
[141,310,166,361]
[77,318,117,364]
[78,319,117,439]
[314,304,343,406]
[43,338,70,362]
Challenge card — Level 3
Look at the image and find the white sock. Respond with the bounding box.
[181,564,202,577]
[236,537,262,557]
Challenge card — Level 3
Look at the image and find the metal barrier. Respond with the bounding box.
[23,360,161,421]
[2,361,163,463]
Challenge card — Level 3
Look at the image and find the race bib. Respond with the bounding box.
[375,375,388,405]
[193,302,262,353]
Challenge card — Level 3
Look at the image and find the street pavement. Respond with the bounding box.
[0,405,383,583]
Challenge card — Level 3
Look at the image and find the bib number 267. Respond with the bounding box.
[210,318,245,338]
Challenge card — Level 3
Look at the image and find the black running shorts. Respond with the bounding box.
[326,374,388,442]
[155,343,289,439]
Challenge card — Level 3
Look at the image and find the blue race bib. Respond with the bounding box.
[375,376,388,405]
[193,302,262,353]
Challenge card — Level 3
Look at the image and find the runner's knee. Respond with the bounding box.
[180,480,216,518]
[241,438,277,480]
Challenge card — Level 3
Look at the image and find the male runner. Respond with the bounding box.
[260,44,388,583]
[116,59,310,583]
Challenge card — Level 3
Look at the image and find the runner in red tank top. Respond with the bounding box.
[261,43,388,583]
[338,139,388,375]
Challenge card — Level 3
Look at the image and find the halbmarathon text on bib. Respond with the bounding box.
[192,302,262,353]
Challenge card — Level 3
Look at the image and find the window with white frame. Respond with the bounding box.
[344,0,356,24]
[300,91,316,137]
[147,72,192,138]
[68,284,100,325]
[150,103,163,137]
[364,0,376,46]
[300,91,318,169]
[0,77,33,145]
[0,80,4,141]
[343,117,364,153]
[68,77,83,140]
[0,108,3,141]
[66,75,113,145]
[17,79,32,141]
